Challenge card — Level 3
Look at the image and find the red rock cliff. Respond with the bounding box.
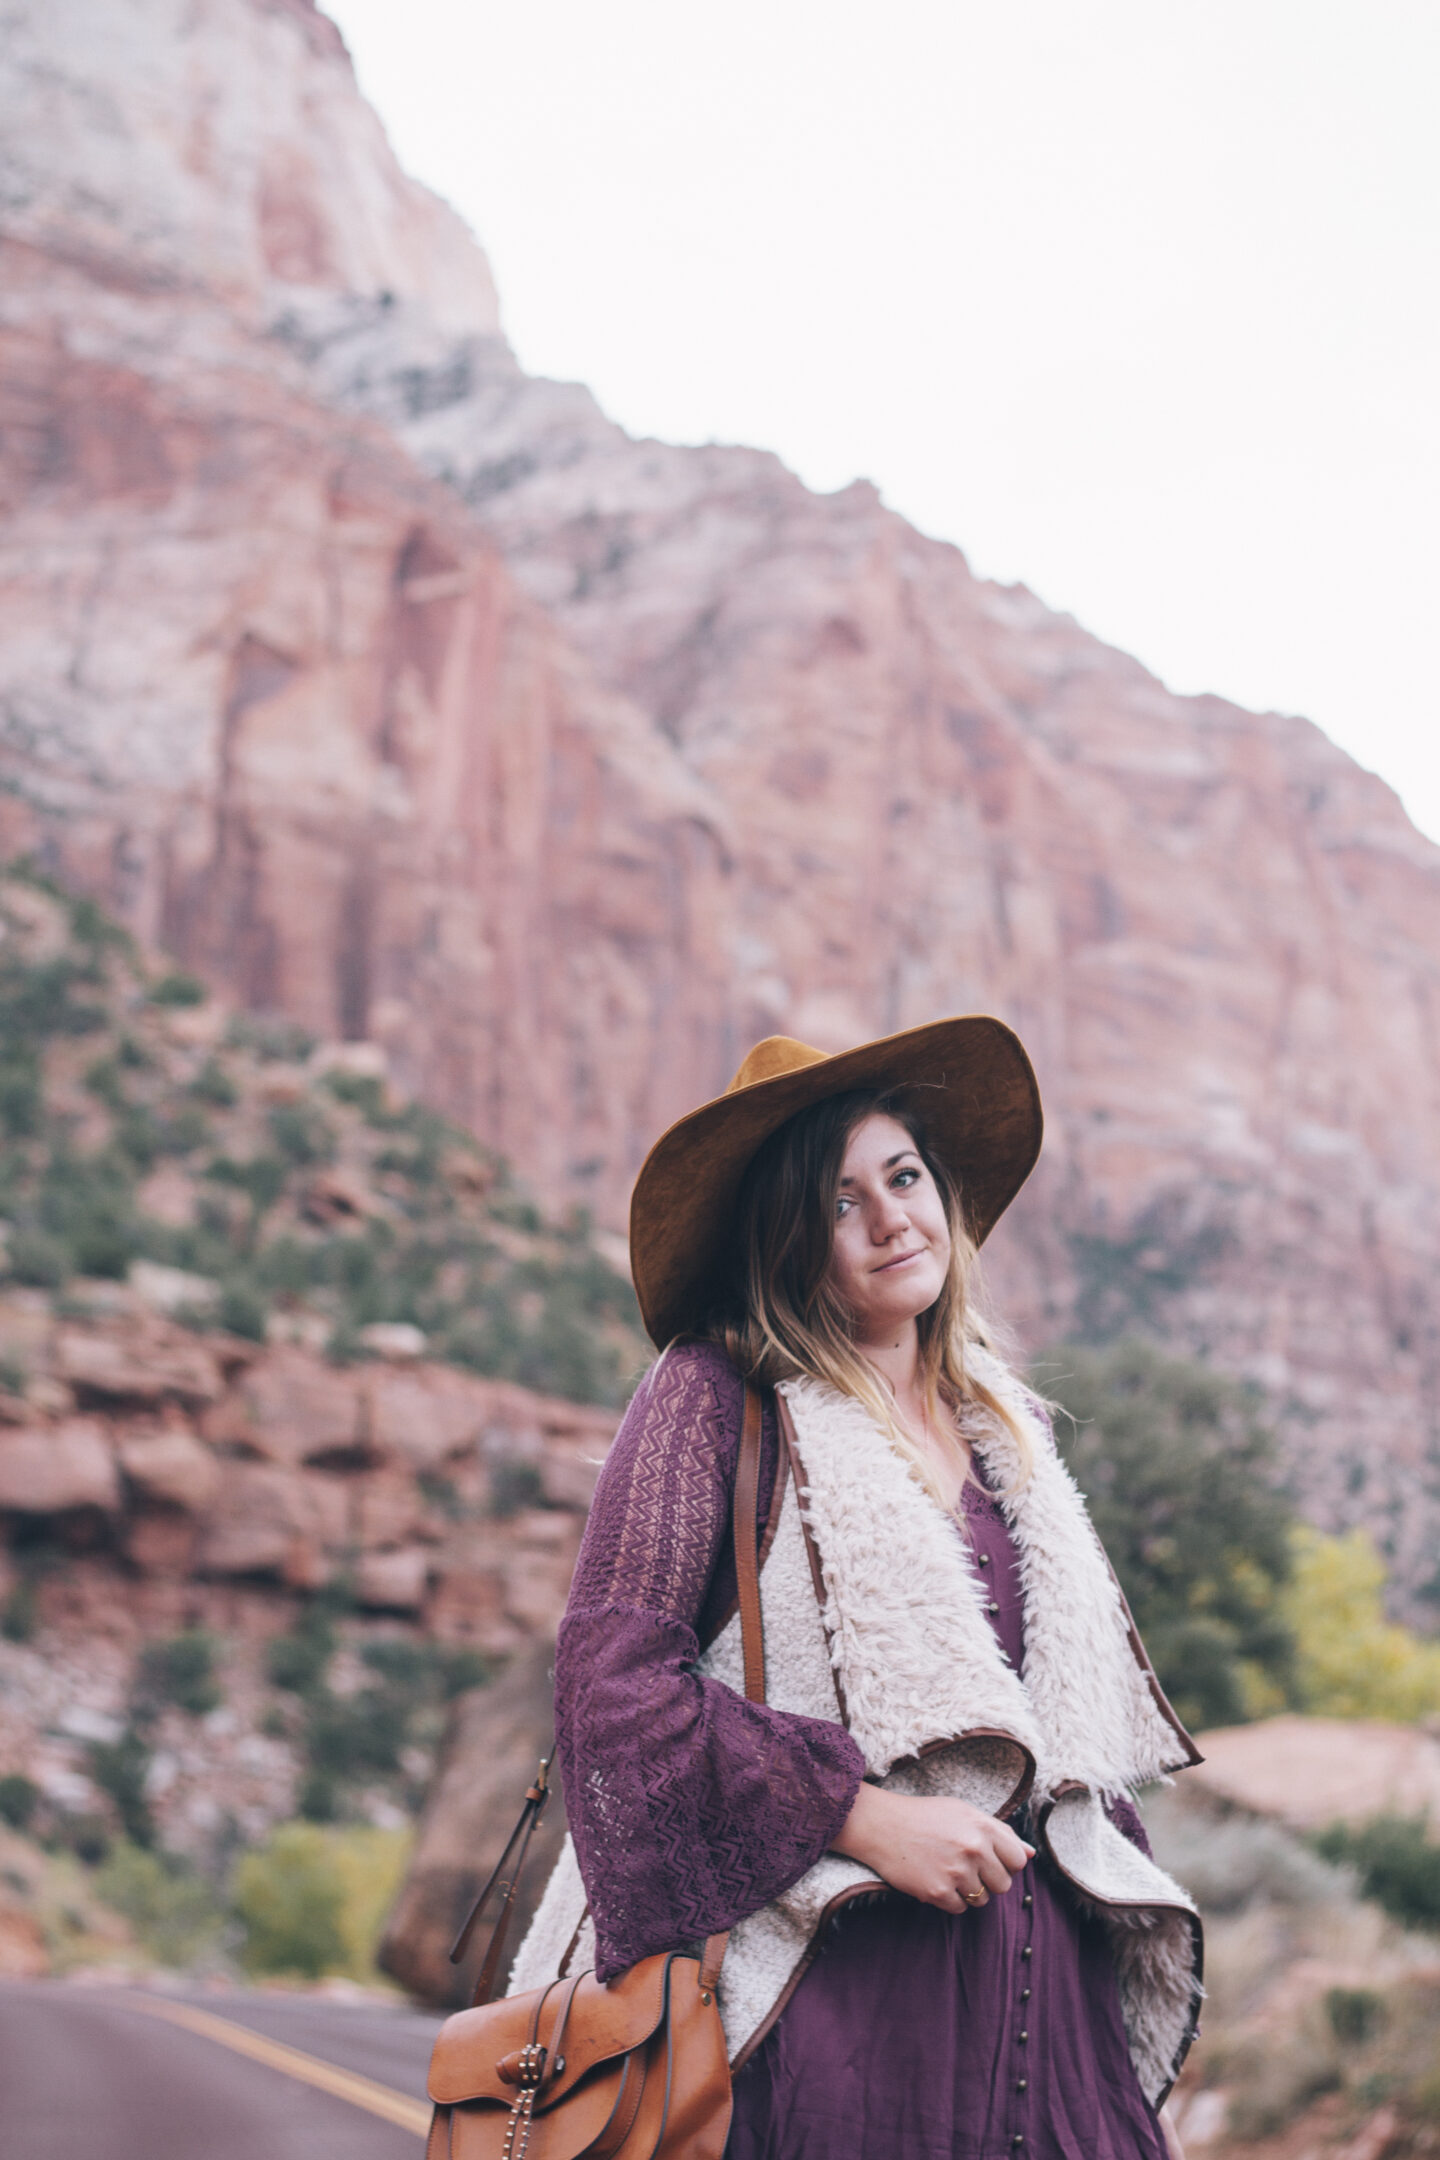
[2,0,1439,1595]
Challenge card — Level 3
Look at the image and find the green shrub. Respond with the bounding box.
[83,1055,127,1109]
[360,1639,489,1700]
[7,1229,67,1290]
[94,1842,223,1965]
[1326,1986,1385,2044]
[189,1057,237,1108]
[35,1148,140,1279]
[225,1013,316,1063]
[87,1727,155,1847]
[268,1102,335,1167]
[298,1770,339,1822]
[205,1153,287,1216]
[0,1772,39,1829]
[1,1578,38,1641]
[136,1632,223,1719]
[112,1104,161,1171]
[488,1458,546,1520]
[0,1049,42,1136]
[1313,1817,1440,1932]
[304,1690,407,1781]
[217,1280,268,1342]
[265,1610,335,1697]
[322,1070,387,1121]
[155,1104,212,1157]
[59,1812,112,1866]
[1041,1340,1294,1728]
[148,972,207,1008]
[233,1824,346,1977]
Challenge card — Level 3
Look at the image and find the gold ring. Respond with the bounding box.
[964,1890,986,1904]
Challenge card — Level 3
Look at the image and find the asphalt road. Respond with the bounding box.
[0,1981,446,2160]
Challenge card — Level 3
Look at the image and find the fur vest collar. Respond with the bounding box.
[782,1349,1194,1801]
[511,1355,1204,2106]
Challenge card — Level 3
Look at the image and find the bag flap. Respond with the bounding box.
[446,2062,633,2160]
[427,1957,678,2106]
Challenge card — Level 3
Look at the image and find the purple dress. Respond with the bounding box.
[553,1342,1171,2160]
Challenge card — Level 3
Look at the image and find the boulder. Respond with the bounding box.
[356,1545,430,1613]
[235,1346,366,1467]
[0,1419,118,1514]
[357,1322,427,1361]
[127,1260,219,1315]
[1191,1714,1440,1836]
[355,1468,431,1552]
[0,1908,48,1979]
[117,1424,220,1513]
[123,1506,199,1577]
[56,1327,222,1408]
[380,1640,565,2004]
[196,1460,348,1580]
[365,1363,492,1473]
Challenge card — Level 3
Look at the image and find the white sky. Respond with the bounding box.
[326,0,1440,844]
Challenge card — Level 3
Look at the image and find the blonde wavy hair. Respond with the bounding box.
[712,1088,1033,1503]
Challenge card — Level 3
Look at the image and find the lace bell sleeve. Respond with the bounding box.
[554,1342,865,1982]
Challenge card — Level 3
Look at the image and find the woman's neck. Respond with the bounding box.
[857,1322,970,1510]
[856,1321,924,1419]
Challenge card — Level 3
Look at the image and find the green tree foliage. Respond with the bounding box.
[87,1726,155,1848]
[1282,1528,1440,1721]
[0,1772,38,1829]
[93,1843,224,1964]
[135,1632,223,1719]
[1041,1340,1295,1730]
[1313,1817,1440,1933]
[264,1594,489,1818]
[233,1824,346,1977]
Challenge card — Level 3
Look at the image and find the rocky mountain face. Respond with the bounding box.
[0,866,628,1908]
[2,0,1440,1598]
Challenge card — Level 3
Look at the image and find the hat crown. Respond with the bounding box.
[725,1035,828,1094]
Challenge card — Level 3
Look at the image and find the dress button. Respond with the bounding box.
[1021,1945,1032,1959]
[1017,2079,1028,2093]
[1012,2134,1025,2146]
[1018,2031,1029,2044]
[978,1553,991,1567]
[987,1600,1000,1614]
[1021,1987,1031,2001]
[1022,1894,1033,1908]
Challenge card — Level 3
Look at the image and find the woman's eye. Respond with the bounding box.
[893,1167,920,1188]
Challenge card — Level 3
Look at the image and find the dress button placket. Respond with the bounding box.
[972,1501,1033,2159]
[1010,1842,1035,2151]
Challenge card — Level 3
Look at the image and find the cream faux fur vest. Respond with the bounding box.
[512,1351,1204,2106]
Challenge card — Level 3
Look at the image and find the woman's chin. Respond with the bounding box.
[855,1277,946,1334]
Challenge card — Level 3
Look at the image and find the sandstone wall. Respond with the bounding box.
[0,1289,615,1858]
[1,0,1439,1593]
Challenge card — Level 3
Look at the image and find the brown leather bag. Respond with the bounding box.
[424,1383,769,2160]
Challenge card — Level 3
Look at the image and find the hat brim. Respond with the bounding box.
[630,1014,1043,1348]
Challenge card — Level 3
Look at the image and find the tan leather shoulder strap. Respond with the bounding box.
[776,1390,850,1727]
[735,1381,766,1704]
[450,1758,553,2004]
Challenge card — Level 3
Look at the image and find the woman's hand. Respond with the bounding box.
[831,1784,1035,1912]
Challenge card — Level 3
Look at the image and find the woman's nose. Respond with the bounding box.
[871,1191,910,1238]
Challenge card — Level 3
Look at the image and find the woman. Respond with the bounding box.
[513,1019,1203,2160]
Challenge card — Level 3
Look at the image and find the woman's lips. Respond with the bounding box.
[874,1248,926,1273]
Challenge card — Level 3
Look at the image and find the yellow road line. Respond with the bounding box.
[116,1993,432,2137]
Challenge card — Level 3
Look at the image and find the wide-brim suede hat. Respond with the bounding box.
[630,1015,1043,1348]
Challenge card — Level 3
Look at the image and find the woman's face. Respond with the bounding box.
[826,1112,952,1341]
